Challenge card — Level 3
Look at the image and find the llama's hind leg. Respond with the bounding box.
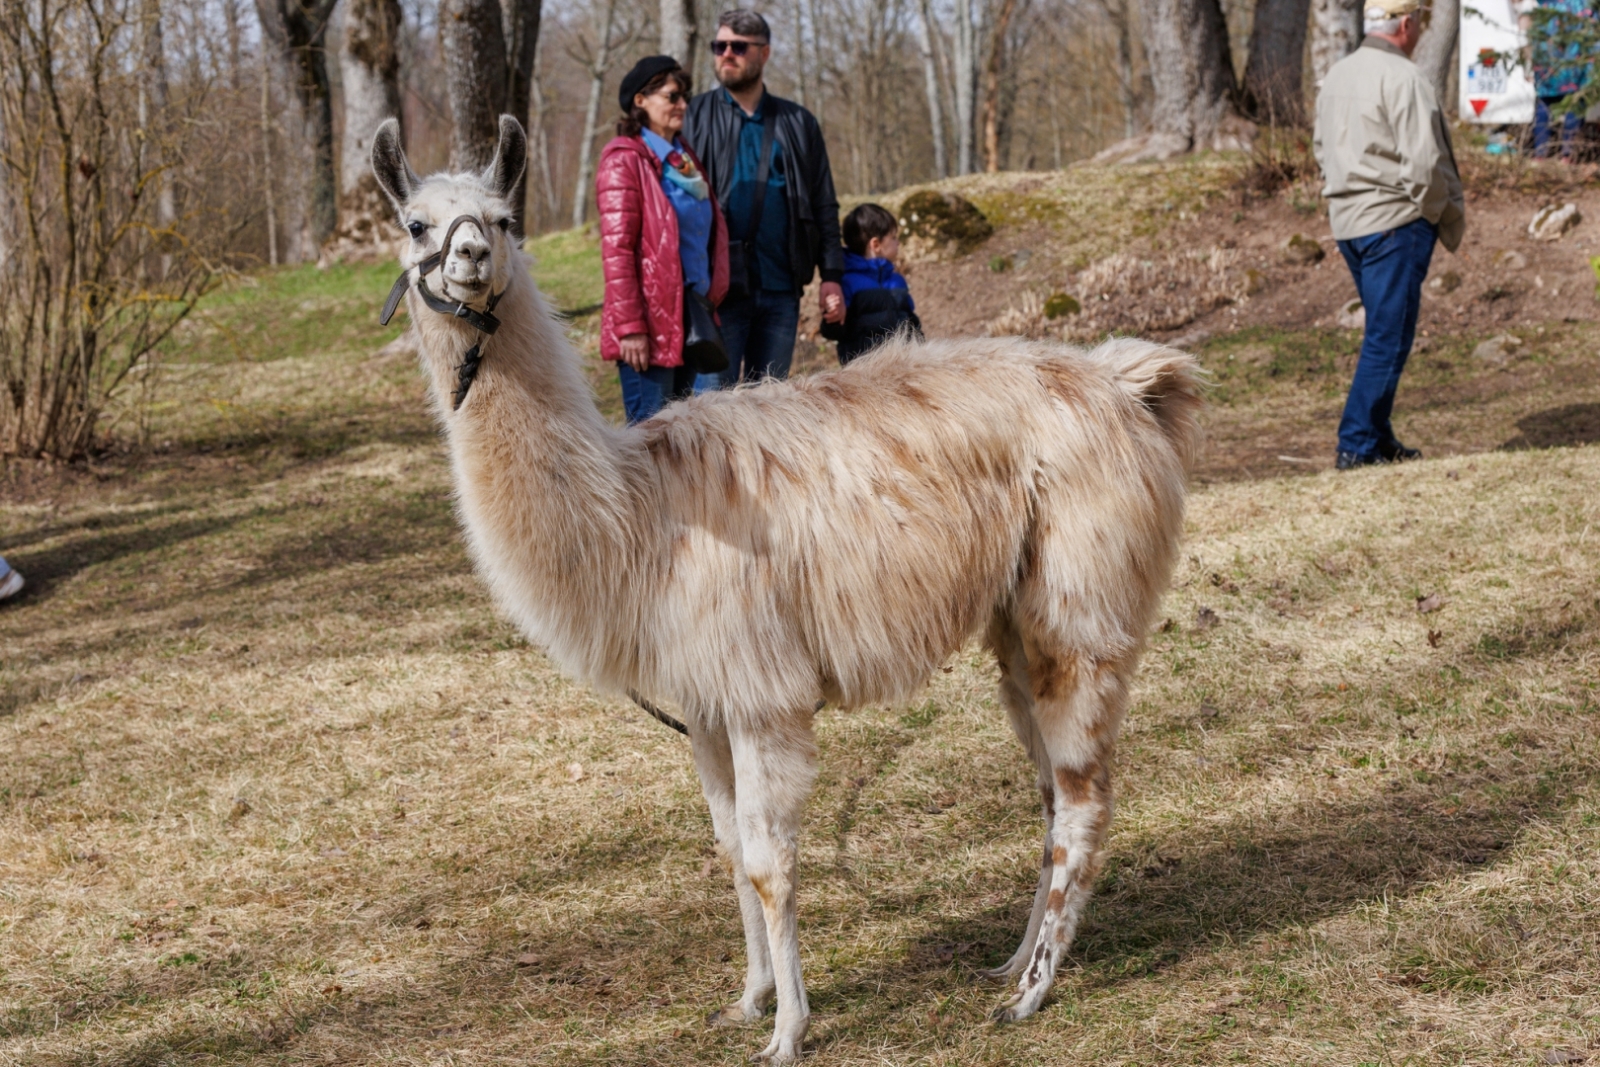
[996,640,1126,1023]
[687,717,776,1027]
[728,713,818,1065]
[982,614,1057,981]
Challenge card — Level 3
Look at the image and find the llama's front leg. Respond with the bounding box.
[996,650,1124,1024]
[687,718,775,1026]
[729,716,818,1065]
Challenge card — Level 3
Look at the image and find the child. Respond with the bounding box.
[822,203,922,365]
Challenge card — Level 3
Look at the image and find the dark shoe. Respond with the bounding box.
[1378,440,1422,463]
[1336,450,1381,470]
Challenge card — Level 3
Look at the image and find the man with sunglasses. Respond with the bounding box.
[685,9,847,386]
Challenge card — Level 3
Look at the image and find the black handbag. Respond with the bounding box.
[682,287,728,374]
[725,114,777,301]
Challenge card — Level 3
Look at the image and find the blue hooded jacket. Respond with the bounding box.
[840,251,914,310]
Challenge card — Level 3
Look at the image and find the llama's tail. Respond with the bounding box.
[1092,337,1205,472]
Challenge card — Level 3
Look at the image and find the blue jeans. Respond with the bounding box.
[713,289,801,386]
[618,363,698,424]
[1533,96,1582,159]
[1336,218,1437,459]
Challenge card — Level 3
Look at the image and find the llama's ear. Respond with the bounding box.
[484,115,527,201]
[370,118,419,215]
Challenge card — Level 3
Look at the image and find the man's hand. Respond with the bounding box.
[820,281,845,324]
[619,334,651,371]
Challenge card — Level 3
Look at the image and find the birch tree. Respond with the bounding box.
[333,0,403,255]
[914,0,947,177]
[660,0,696,63]
[952,0,979,173]
[568,0,639,227]
[1309,0,1362,85]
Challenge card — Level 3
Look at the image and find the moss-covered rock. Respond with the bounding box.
[898,191,994,254]
[1043,292,1081,319]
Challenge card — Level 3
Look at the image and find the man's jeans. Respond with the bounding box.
[715,289,801,386]
[1336,218,1437,460]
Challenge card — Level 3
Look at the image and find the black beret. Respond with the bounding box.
[619,55,683,114]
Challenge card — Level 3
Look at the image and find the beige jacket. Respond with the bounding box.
[1313,38,1465,252]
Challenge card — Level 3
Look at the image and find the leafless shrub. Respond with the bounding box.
[0,0,228,458]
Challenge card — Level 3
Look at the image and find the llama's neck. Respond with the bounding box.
[408,259,655,682]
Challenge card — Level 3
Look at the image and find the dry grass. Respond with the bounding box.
[3,258,1599,1066]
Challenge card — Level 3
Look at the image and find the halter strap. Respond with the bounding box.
[377,215,506,410]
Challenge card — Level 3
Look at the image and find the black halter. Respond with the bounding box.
[380,214,505,410]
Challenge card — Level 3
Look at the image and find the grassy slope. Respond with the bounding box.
[3,172,1599,1066]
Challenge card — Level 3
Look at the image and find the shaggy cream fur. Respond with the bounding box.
[371,117,1203,1064]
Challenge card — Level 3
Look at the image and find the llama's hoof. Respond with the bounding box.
[990,986,1048,1024]
[706,1003,759,1029]
[751,1032,800,1064]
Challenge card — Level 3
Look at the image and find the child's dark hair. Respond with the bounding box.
[617,68,692,137]
[842,203,898,255]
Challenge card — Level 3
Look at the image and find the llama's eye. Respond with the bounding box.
[406,220,427,239]
[496,218,510,231]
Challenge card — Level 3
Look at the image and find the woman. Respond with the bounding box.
[597,56,730,424]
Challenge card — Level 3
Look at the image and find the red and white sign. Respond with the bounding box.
[1460,0,1536,123]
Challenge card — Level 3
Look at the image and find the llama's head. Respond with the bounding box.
[370,116,527,306]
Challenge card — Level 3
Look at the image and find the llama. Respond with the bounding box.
[371,116,1202,1063]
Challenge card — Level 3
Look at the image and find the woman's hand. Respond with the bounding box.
[619,334,651,370]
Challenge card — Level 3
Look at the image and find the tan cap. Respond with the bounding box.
[1364,0,1423,17]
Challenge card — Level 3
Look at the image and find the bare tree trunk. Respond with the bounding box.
[915,0,948,177]
[442,0,509,173]
[529,32,560,230]
[503,0,542,234]
[223,0,244,91]
[260,46,280,266]
[140,0,175,278]
[1105,0,1139,139]
[1243,0,1310,124]
[793,0,807,108]
[257,0,338,248]
[325,0,404,261]
[1101,0,1251,159]
[981,0,1017,171]
[1413,0,1457,109]
[660,0,696,65]
[1309,0,1362,85]
[953,0,978,173]
[571,0,623,228]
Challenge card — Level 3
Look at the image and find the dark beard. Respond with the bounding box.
[718,66,764,94]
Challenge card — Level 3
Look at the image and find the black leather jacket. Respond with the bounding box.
[684,88,845,291]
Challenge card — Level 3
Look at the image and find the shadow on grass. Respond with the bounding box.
[1500,403,1600,450]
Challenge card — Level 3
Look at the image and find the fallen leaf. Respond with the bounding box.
[1544,1051,1587,1065]
[321,983,342,995]
[414,918,431,929]
[228,799,251,821]
[1158,617,1177,633]
[1427,629,1443,648]
[515,953,541,968]
[567,762,585,782]
[1416,593,1446,614]
[1199,703,1220,718]
[320,846,347,858]
[1194,606,1219,631]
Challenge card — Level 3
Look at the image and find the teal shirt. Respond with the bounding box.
[720,90,793,293]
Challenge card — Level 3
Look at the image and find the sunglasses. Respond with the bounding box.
[711,39,765,56]
[653,89,687,104]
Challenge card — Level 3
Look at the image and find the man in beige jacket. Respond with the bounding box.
[1314,0,1465,469]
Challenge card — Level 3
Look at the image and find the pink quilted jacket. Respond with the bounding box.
[596,135,729,367]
